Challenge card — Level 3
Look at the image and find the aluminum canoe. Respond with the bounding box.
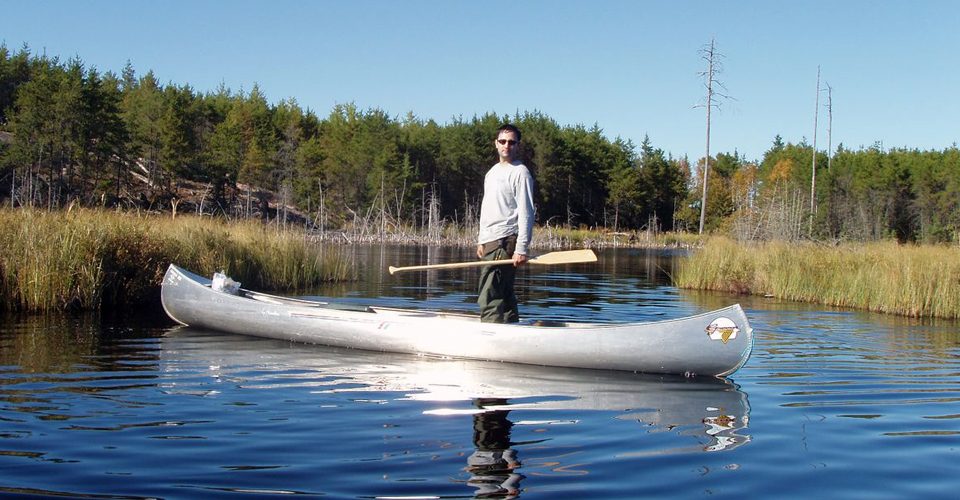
[160,264,754,377]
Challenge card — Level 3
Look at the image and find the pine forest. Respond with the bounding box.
[2,45,959,244]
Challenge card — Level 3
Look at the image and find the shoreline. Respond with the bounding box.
[3,208,958,319]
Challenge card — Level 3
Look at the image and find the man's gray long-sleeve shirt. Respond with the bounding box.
[477,161,535,255]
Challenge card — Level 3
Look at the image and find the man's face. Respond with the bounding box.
[495,130,519,162]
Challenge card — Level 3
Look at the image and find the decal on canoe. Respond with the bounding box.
[705,317,739,344]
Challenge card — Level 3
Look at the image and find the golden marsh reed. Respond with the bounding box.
[0,208,353,312]
[675,237,960,319]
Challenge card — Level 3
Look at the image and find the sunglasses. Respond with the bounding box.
[497,139,518,146]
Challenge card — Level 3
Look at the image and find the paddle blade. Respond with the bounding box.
[529,249,597,265]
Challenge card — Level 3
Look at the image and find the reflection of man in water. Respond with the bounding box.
[466,398,524,497]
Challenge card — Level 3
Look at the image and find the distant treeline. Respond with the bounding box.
[1,45,958,243]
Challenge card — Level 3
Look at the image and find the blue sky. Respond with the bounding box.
[2,0,958,162]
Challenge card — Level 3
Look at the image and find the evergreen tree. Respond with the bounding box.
[235,84,277,190]
[0,44,33,125]
[5,55,75,207]
[121,70,165,196]
[638,136,686,231]
[157,84,198,185]
[605,138,639,231]
[79,68,127,203]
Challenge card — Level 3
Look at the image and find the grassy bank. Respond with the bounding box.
[0,208,354,312]
[675,237,960,319]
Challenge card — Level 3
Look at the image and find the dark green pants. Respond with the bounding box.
[478,235,519,323]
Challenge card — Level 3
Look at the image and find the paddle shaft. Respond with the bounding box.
[388,249,596,275]
[389,258,517,275]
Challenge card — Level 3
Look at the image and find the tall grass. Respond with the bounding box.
[0,208,353,312]
[675,237,960,319]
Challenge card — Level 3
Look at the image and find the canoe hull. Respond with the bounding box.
[161,264,753,377]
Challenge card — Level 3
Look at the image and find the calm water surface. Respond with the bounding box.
[1,245,958,498]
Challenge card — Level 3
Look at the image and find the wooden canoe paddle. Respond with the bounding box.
[388,249,597,275]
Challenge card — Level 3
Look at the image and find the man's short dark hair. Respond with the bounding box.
[496,123,521,142]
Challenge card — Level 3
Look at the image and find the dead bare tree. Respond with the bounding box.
[810,66,821,234]
[427,186,442,244]
[695,38,732,234]
[826,83,834,172]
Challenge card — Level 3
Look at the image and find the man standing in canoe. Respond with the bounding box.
[476,124,536,323]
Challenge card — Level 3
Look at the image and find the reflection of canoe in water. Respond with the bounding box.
[160,329,752,453]
[161,264,754,377]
